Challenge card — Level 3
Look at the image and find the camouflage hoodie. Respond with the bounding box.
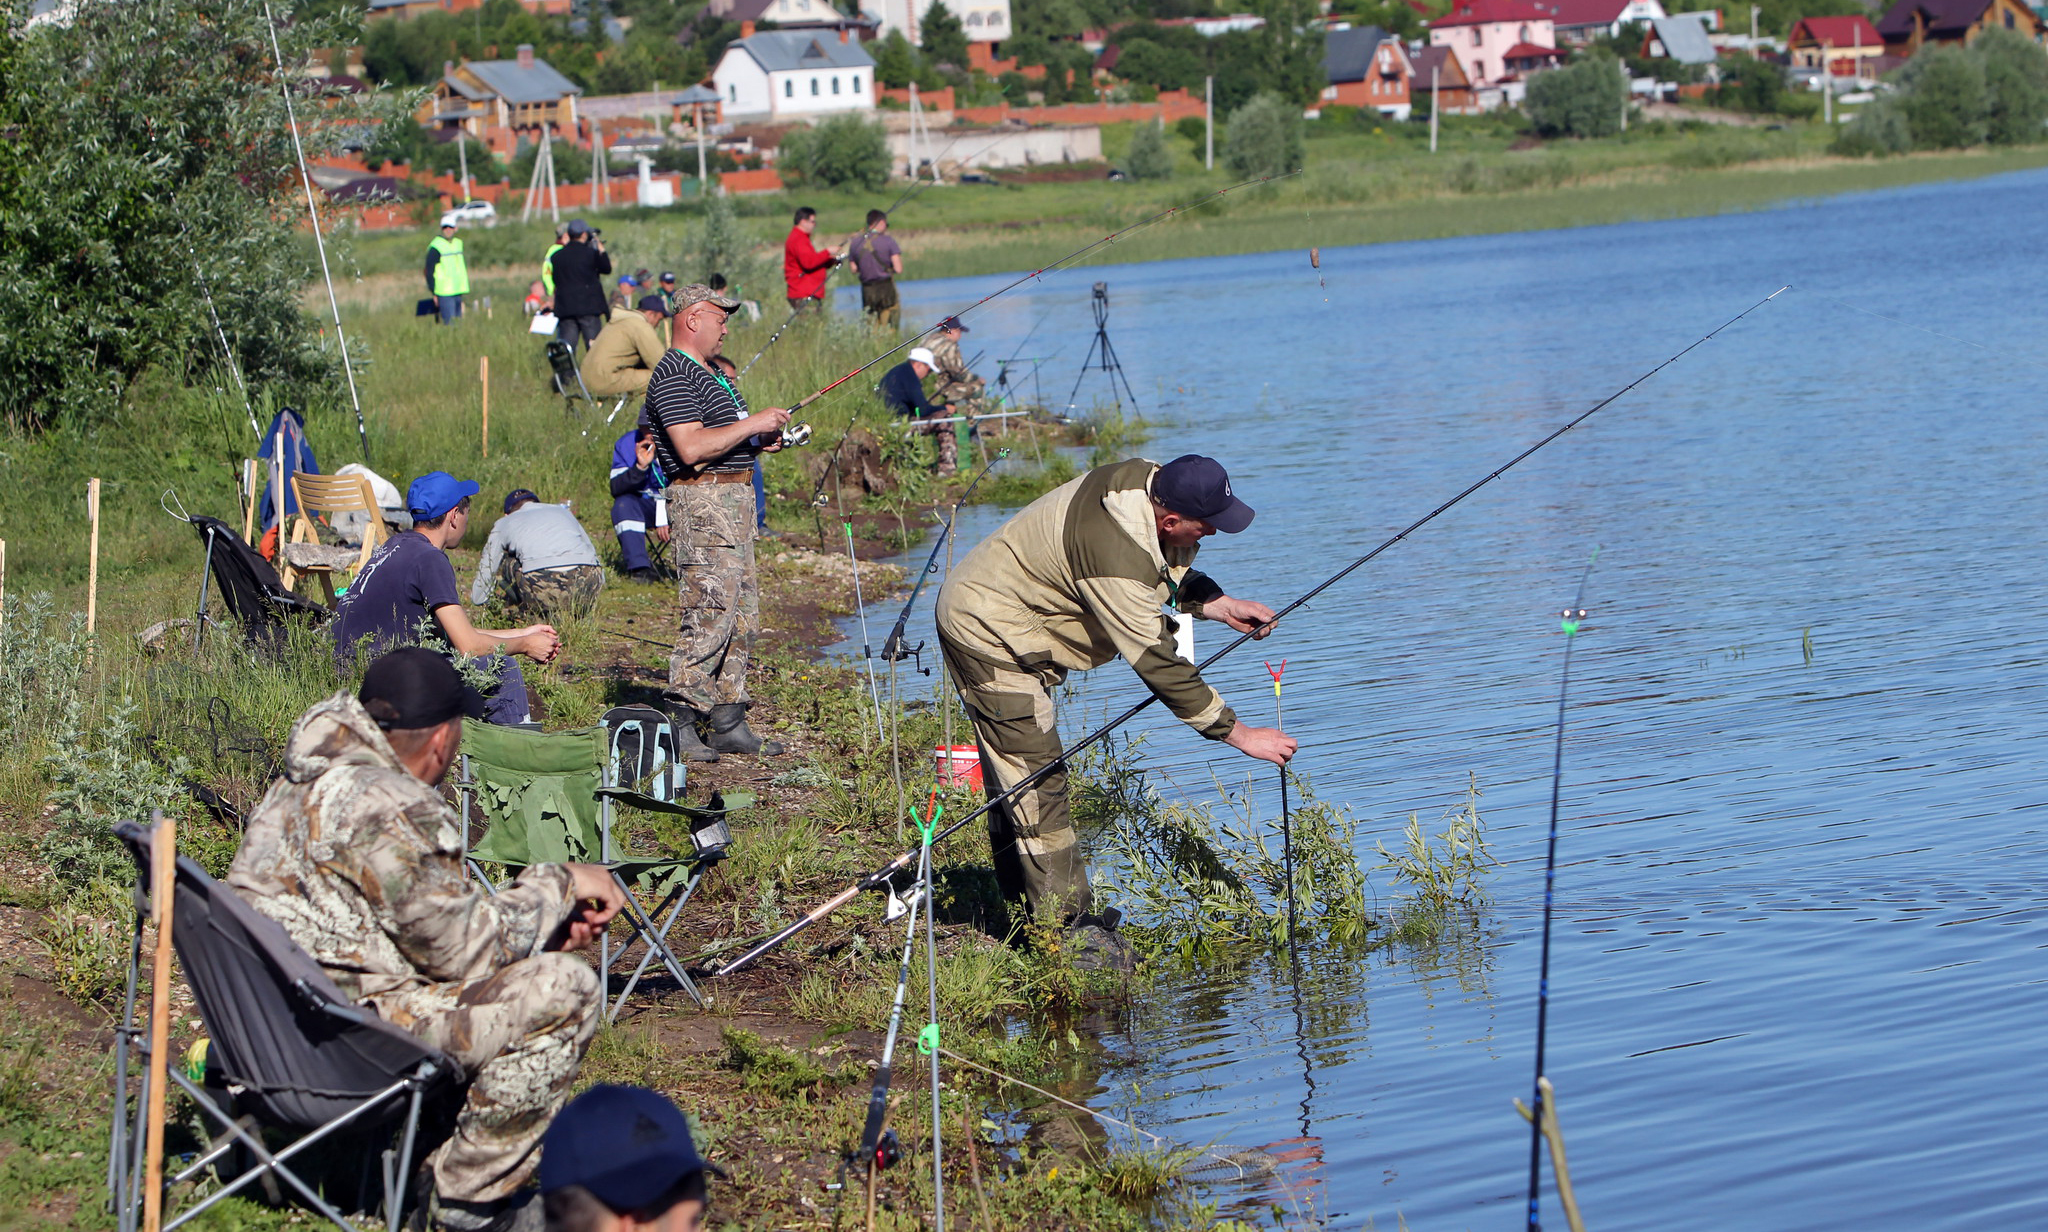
[229,692,576,1006]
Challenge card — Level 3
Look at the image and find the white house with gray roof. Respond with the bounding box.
[712,29,876,120]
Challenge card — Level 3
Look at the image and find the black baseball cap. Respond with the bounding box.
[637,293,673,317]
[540,1085,726,1210]
[502,488,539,514]
[1152,455,1254,534]
[937,316,969,333]
[357,648,467,731]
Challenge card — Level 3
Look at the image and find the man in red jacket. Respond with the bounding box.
[782,206,842,315]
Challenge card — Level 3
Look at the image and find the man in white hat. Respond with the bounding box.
[878,346,958,476]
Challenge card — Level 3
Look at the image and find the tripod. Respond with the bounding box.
[1065,282,1140,414]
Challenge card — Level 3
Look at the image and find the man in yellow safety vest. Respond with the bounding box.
[425,221,470,324]
[540,222,567,302]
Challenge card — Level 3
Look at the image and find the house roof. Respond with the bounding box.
[1411,44,1472,84]
[728,29,876,72]
[442,74,490,101]
[1541,0,1636,27]
[1502,40,1565,57]
[1647,13,1717,60]
[674,83,724,105]
[463,57,583,104]
[1430,0,1556,28]
[1876,0,1991,38]
[1789,13,1883,46]
[1324,25,1398,83]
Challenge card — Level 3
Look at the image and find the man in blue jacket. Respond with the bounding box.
[877,346,957,476]
[609,426,667,582]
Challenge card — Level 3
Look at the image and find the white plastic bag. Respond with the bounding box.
[529,312,559,336]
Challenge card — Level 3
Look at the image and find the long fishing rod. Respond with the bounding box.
[794,172,1301,501]
[854,833,931,1214]
[878,450,1008,664]
[704,285,1787,979]
[1527,551,1597,1232]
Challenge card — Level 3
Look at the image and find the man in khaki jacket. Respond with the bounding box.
[934,455,1294,940]
[585,294,671,398]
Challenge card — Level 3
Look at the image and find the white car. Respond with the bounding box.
[440,199,497,229]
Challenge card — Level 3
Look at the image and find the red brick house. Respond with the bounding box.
[1322,25,1414,118]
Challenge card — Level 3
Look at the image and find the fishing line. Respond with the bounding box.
[1527,549,1598,1232]
[703,286,1786,979]
[261,3,370,465]
[878,450,1008,669]
[842,514,888,741]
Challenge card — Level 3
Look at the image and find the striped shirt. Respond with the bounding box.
[645,347,757,478]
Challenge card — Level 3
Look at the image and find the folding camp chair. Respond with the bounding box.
[455,716,745,1019]
[545,339,635,430]
[183,514,329,651]
[108,818,455,1232]
[280,472,387,603]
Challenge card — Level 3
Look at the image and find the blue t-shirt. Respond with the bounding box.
[332,531,460,665]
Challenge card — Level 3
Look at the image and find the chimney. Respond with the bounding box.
[839,25,849,41]
[444,59,455,77]
[740,19,756,37]
[516,43,535,68]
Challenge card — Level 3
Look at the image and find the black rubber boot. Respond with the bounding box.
[705,702,785,756]
[664,702,720,763]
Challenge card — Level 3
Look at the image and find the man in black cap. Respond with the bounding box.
[230,648,625,1232]
[540,1085,724,1231]
[934,456,1293,958]
[549,220,612,354]
[926,315,985,415]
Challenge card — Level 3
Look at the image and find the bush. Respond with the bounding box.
[778,114,892,190]
[1175,115,1207,144]
[1843,32,2048,154]
[1709,56,1795,114]
[1123,120,1175,179]
[1977,28,2048,144]
[1525,55,1627,138]
[1222,91,1304,178]
[1831,95,1912,155]
[1901,45,1991,148]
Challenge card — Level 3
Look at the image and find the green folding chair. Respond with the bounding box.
[456,715,747,1018]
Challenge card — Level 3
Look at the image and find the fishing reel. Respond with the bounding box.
[781,421,814,447]
[870,1128,902,1171]
[879,628,928,675]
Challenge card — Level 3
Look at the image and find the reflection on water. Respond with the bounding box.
[840,168,2048,1228]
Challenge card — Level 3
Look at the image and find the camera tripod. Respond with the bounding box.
[1065,282,1140,415]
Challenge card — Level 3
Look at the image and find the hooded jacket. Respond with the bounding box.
[256,407,319,531]
[935,458,1235,738]
[229,693,575,1006]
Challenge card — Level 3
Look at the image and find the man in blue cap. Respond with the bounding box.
[934,455,1293,962]
[540,1085,723,1231]
[333,471,564,725]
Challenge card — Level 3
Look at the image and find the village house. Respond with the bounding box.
[699,0,871,36]
[1639,13,1719,63]
[369,0,568,20]
[1428,0,1558,88]
[1786,14,1885,74]
[712,28,876,120]
[1411,45,1479,112]
[418,46,581,140]
[1875,0,2043,56]
[1541,0,1667,44]
[1322,25,1414,118]
[873,0,1013,60]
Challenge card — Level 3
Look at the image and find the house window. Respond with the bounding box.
[1472,26,1482,44]
[784,79,793,97]
[811,76,820,95]
[832,75,840,93]
[733,83,741,102]
[2005,9,2015,26]
[1475,59,1485,77]
[1519,23,1529,40]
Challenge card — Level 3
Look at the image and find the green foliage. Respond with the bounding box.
[1525,54,1626,138]
[1223,91,1305,177]
[1708,55,1799,115]
[1373,773,1496,926]
[1832,93,1913,155]
[874,28,919,88]
[718,1026,856,1100]
[921,0,971,69]
[1835,34,2048,155]
[509,136,594,188]
[0,0,390,431]
[362,0,701,94]
[40,690,193,892]
[1902,47,1992,147]
[1123,120,1176,179]
[40,879,133,1007]
[779,114,893,190]
[1976,28,2048,144]
[1174,114,1208,144]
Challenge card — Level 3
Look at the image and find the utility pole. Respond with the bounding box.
[694,101,708,188]
[1204,75,1214,170]
[1751,3,1759,43]
[457,132,470,203]
[1620,59,1628,132]
[1430,63,1439,152]
[591,120,604,207]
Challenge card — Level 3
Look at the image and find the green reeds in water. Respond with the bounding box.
[1374,773,1497,945]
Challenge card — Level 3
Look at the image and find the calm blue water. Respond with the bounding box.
[835,170,2048,1229]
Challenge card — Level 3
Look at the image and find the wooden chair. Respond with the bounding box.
[279,472,385,606]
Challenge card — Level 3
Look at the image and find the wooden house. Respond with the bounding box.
[1875,0,2044,56]
[1411,44,1478,113]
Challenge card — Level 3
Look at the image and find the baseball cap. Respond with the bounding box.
[357,648,467,731]
[540,1085,726,1210]
[566,218,590,236]
[936,316,969,333]
[659,271,676,284]
[1152,455,1254,534]
[637,293,673,316]
[440,220,457,230]
[674,283,742,312]
[407,471,480,521]
[619,275,639,288]
[502,488,539,514]
[907,346,937,367]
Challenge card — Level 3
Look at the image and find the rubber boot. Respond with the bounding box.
[705,702,785,756]
[664,702,720,763]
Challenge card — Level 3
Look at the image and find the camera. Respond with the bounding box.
[1092,281,1108,302]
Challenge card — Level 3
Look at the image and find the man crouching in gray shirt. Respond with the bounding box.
[472,488,606,621]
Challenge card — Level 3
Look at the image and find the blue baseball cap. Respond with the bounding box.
[539,1085,724,1210]
[1152,455,1253,533]
[406,471,480,521]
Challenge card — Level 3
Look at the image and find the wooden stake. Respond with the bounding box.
[141,811,178,1232]
[480,355,491,458]
[241,459,257,544]
[86,478,101,635]
[1,538,8,640]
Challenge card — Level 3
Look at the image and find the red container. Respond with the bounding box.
[935,745,983,788]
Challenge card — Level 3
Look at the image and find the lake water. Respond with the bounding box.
[832,170,2048,1229]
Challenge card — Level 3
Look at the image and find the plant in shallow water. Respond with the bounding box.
[1374,773,1496,940]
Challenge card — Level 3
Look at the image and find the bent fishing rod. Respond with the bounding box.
[792,172,1302,495]
[703,291,1787,979]
[878,449,1008,666]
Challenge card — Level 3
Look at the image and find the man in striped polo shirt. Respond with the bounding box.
[646,284,791,762]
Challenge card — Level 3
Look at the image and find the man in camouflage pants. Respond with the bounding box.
[230,649,625,1232]
[928,316,985,413]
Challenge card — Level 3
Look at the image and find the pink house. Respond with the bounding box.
[1428,0,1558,87]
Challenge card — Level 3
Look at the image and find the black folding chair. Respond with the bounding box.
[185,515,329,650]
[108,819,457,1232]
[545,339,634,432]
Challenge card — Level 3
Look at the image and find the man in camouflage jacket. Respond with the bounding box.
[229,649,624,1232]
[928,316,985,412]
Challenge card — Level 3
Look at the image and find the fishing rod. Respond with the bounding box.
[853,831,932,1218]
[739,307,801,377]
[1525,551,1597,1232]
[878,450,1008,667]
[702,285,1788,979]
[794,172,1301,501]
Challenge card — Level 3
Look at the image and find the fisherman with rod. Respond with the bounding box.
[935,454,1295,961]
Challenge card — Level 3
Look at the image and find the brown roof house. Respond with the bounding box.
[1876,0,2044,56]
[1411,44,1478,113]
[419,45,582,140]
